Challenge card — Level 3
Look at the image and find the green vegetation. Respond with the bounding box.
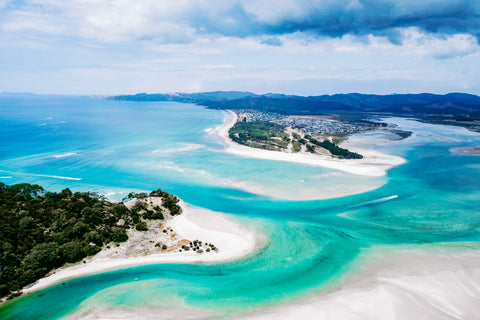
[228,120,363,159]
[0,183,181,298]
[229,121,288,151]
[123,190,181,216]
[309,138,363,159]
[292,141,302,152]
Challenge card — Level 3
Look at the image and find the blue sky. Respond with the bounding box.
[0,0,479,95]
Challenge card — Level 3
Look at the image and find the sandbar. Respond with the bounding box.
[451,147,480,155]
[243,244,480,319]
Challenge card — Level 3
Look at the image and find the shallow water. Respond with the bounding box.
[1,95,479,319]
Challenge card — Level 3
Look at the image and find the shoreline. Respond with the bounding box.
[211,110,406,177]
[19,201,258,296]
[243,243,480,319]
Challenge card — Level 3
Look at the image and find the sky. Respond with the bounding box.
[0,0,479,96]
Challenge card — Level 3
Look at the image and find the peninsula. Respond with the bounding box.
[0,183,256,300]
[212,111,406,177]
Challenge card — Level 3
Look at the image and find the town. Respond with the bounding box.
[235,110,381,137]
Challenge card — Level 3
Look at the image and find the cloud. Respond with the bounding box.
[0,0,11,8]
[1,0,478,44]
[245,0,480,38]
[399,28,479,59]
[260,36,282,46]
[0,0,479,96]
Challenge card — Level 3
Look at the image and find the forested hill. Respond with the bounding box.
[111,92,480,119]
[0,183,181,299]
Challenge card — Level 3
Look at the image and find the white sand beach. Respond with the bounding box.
[211,110,406,177]
[243,244,480,320]
[22,201,258,295]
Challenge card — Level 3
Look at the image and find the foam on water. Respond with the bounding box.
[52,152,77,158]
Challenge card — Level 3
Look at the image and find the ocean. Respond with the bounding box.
[1,94,479,319]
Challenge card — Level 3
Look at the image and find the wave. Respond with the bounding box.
[53,152,77,158]
[152,144,205,154]
[0,170,82,181]
[26,173,82,181]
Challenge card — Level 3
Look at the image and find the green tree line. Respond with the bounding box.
[309,138,363,159]
[0,183,181,298]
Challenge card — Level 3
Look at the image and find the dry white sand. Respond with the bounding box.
[211,110,406,177]
[64,305,218,320]
[242,244,480,320]
[22,201,257,295]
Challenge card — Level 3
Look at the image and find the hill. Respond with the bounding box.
[111,91,480,131]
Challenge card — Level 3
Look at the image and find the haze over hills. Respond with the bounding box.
[112,91,480,131]
[112,91,480,115]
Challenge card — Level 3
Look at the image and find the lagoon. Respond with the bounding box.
[1,95,480,319]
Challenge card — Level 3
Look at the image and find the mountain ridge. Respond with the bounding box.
[111,91,480,131]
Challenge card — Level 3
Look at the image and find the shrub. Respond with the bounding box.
[135,221,148,231]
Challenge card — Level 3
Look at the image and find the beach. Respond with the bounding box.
[21,201,258,296]
[212,110,406,177]
[243,244,480,320]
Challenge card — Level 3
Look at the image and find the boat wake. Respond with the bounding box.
[349,195,399,208]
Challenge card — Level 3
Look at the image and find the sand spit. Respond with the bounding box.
[211,110,406,177]
[21,200,257,295]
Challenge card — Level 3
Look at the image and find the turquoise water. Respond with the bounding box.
[1,95,480,319]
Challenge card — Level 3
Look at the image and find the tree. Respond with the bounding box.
[135,221,148,231]
[112,228,128,243]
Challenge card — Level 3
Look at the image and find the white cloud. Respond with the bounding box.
[0,0,11,8]
[201,64,236,69]
[399,28,479,59]
[1,0,202,42]
[0,1,479,95]
[303,28,480,60]
[2,0,479,47]
[2,11,65,34]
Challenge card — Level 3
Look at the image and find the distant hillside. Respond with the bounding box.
[110,91,480,131]
[113,91,257,103]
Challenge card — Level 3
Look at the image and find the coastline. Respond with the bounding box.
[20,201,258,296]
[243,243,480,320]
[211,110,406,177]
